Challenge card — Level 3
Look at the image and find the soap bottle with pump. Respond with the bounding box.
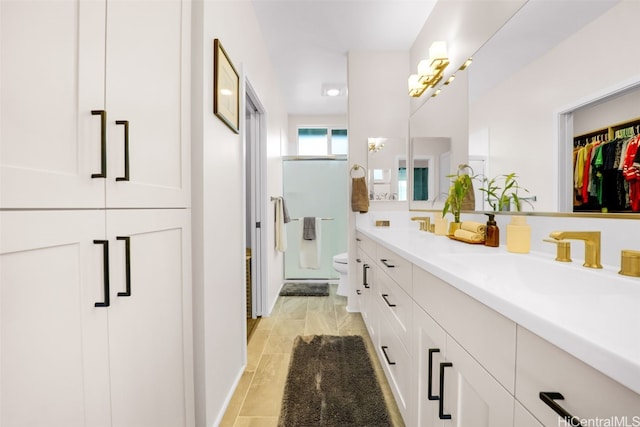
[506,215,531,253]
[484,213,499,247]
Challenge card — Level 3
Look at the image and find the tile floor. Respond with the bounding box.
[219,283,405,427]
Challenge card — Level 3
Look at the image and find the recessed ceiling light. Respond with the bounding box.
[321,84,347,97]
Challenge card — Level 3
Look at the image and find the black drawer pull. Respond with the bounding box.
[363,263,370,288]
[356,258,361,263]
[428,348,441,400]
[540,392,584,427]
[94,240,110,307]
[438,362,453,420]
[381,293,396,307]
[115,120,130,181]
[380,259,395,268]
[91,110,107,178]
[381,346,396,365]
[116,236,131,297]
[356,237,361,242]
[356,290,361,295]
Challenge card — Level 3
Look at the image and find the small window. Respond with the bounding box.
[298,127,348,155]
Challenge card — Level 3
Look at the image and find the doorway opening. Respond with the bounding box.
[244,81,267,340]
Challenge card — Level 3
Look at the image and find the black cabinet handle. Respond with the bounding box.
[363,264,370,288]
[356,290,361,295]
[116,236,131,297]
[428,348,441,400]
[94,240,110,307]
[356,237,361,242]
[540,392,584,427]
[380,259,395,268]
[381,293,396,307]
[356,258,361,263]
[438,362,453,420]
[115,120,130,181]
[91,110,107,178]
[381,346,396,365]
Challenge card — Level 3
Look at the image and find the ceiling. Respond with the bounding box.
[251,0,437,116]
[251,0,620,117]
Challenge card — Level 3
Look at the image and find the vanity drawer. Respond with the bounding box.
[413,265,516,393]
[376,269,412,352]
[377,312,411,421]
[516,326,640,426]
[355,252,376,325]
[356,232,376,258]
[376,244,412,295]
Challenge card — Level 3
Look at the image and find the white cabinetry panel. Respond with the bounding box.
[0,0,106,208]
[106,209,193,427]
[0,211,111,427]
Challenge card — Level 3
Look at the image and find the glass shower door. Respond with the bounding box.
[283,157,348,279]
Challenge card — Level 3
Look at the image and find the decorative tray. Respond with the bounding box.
[447,235,485,245]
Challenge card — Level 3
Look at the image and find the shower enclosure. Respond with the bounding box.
[283,156,348,279]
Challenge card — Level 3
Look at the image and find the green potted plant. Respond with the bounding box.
[442,165,475,232]
[479,173,531,211]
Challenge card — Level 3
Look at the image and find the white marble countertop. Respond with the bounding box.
[357,225,640,395]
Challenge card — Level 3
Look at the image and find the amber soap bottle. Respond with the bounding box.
[484,213,499,247]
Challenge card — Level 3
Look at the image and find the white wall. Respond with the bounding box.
[469,1,640,212]
[191,1,288,426]
[286,114,347,156]
[346,50,410,310]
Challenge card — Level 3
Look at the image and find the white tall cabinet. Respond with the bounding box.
[0,1,193,426]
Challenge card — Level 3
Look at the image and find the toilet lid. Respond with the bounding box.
[333,252,348,264]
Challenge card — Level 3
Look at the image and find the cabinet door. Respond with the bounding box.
[412,303,447,427]
[0,0,106,208]
[104,0,190,208]
[0,211,111,427]
[516,326,640,426]
[441,337,514,427]
[106,209,194,427]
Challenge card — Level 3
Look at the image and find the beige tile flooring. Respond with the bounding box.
[219,283,405,427]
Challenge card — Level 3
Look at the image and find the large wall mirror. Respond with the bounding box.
[409,137,451,204]
[409,0,640,216]
[367,137,407,202]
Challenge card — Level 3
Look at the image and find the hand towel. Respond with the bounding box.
[351,177,369,213]
[275,198,287,252]
[303,217,316,240]
[460,221,486,234]
[281,197,291,223]
[453,228,485,243]
[299,218,321,269]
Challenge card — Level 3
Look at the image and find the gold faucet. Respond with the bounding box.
[411,216,431,232]
[548,231,602,268]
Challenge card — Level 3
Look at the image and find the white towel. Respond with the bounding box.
[299,217,321,269]
[275,198,287,252]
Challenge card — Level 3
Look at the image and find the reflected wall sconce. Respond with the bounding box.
[368,137,386,152]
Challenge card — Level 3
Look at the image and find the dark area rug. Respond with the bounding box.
[279,282,329,296]
[278,335,392,427]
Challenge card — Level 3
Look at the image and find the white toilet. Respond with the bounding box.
[332,252,349,296]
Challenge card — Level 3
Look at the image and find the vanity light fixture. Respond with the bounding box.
[459,58,473,70]
[408,41,450,98]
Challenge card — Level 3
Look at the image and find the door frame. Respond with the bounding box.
[244,79,267,318]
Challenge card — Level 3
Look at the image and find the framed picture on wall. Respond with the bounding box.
[213,38,240,133]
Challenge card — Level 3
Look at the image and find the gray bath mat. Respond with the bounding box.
[278,335,392,426]
[279,282,329,296]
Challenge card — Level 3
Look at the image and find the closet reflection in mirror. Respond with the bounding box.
[367,137,407,201]
[410,137,451,203]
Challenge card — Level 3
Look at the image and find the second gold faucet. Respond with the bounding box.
[548,231,602,269]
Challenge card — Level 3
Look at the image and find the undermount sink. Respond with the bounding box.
[433,252,637,297]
